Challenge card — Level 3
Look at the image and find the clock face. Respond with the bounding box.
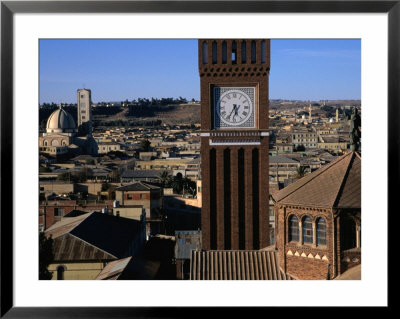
[214,87,255,129]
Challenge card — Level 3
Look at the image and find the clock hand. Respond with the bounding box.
[229,104,237,119]
[235,105,240,116]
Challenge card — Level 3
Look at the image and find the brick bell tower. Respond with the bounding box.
[199,39,270,250]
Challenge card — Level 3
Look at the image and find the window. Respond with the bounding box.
[54,208,65,217]
[232,41,237,64]
[81,94,85,98]
[212,41,217,64]
[316,217,327,245]
[241,41,247,63]
[127,194,132,200]
[222,41,227,64]
[82,116,86,120]
[251,40,256,63]
[140,194,146,199]
[261,40,266,63]
[202,41,208,64]
[302,216,313,244]
[288,215,299,242]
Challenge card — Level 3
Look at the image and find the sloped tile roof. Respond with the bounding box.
[272,151,361,209]
[116,181,161,192]
[269,156,300,164]
[190,250,294,280]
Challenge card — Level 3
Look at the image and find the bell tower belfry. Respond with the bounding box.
[198,39,270,250]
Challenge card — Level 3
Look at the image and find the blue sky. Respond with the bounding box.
[39,39,360,104]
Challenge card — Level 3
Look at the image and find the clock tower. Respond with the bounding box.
[199,39,270,250]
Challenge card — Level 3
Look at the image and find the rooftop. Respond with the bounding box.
[272,151,361,209]
[190,250,294,280]
[116,181,161,192]
[45,212,144,260]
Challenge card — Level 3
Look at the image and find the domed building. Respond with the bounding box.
[39,105,98,157]
[46,107,77,134]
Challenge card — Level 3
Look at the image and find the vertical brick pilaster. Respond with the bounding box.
[259,137,270,248]
[230,147,239,250]
[201,138,210,250]
[216,147,225,250]
[245,147,253,250]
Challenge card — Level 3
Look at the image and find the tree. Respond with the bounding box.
[85,158,95,165]
[139,139,151,152]
[158,171,172,188]
[39,232,54,280]
[56,171,70,182]
[71,168,93,182]
[109,168,121,182]
[293,166,307,179]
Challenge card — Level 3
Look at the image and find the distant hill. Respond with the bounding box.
[92,103,201,126]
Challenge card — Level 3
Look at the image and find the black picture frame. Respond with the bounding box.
[1,0,394,317]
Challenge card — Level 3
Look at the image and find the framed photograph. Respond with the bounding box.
[1,0,395,316]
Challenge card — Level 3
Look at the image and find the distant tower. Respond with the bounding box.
[336,108,339,122]
[309,102,312,121]
[77,88,92,134]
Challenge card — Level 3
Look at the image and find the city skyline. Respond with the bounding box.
[39,39,361,104]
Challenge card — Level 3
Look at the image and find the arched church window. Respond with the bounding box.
[302,216,313,244]
[288,215,299,242]
[62,140,67,146]
[44,140,48,146]
[316,217,327,245]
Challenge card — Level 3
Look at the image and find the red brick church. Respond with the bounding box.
[272,151,361,280]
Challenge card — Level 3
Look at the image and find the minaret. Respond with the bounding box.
[309,102,312,121]
[336,108,339,122]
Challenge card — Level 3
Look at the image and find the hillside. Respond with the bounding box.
[93,103,201,126]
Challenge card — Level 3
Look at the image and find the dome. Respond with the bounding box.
[46,107,77,133]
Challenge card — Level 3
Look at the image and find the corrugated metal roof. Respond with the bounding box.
[52,233,116,261]
[46,212,144,260]
[190,250,294,280]
[95,257,132,280]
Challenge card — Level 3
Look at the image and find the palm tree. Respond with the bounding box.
[293,166,307,179]
[158,171,172,187]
